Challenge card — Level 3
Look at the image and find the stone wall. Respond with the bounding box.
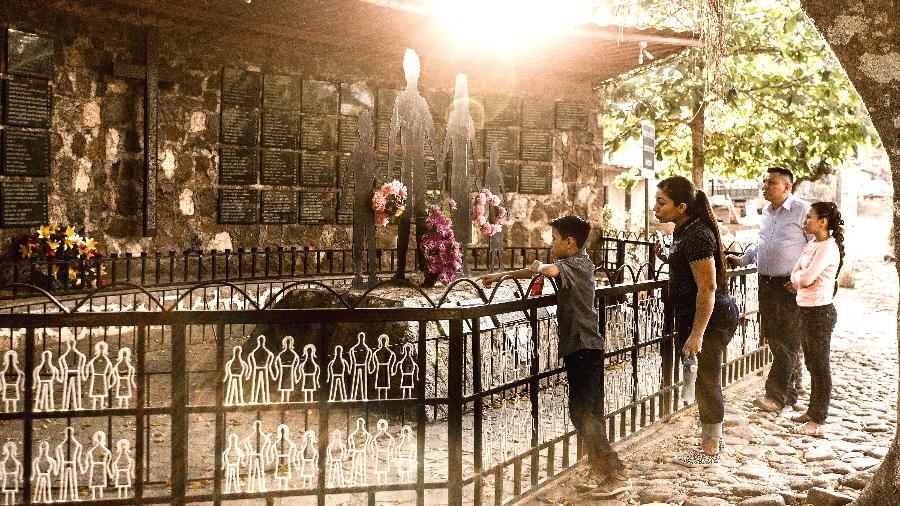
[0,4,610,257]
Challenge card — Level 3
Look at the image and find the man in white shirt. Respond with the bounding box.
[727,167,813,411]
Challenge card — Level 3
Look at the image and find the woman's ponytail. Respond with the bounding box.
[692,190,728,290]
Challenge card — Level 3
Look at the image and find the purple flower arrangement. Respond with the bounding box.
[421,198,462,285]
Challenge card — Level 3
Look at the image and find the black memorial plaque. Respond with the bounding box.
[2,129,50,176]
[522,99,554,130]
[336,192,353,225]
[484,96,520,127]
[377,155,401,181]
[425,158,442,191]
[218,188,259,224]
[301,80,339,115]
[555,101,589,130]
[426,90,451,123]
[375,120,392,153]
[262,111,299,149]
[340,83,375,116]
[7,30,54,80]
[222,68,261,107]
[521,130,552,162]
[220,106,259,146]
[0,181,48,227]
[301,116,337,151]
[338,116,360,153]
[218,147,258,185]
[376,89,399,120]
[486,162,519,193]
[300,151,336,187]
[299,191,335,224]
[261,190,299,224]
[263,74,301,110]
[484,128,520,159]
[519,165,552,194]
[5,80,51,128]
[261,151,298,186]
[338,155,352,190]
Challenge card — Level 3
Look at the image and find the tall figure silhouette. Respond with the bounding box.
[483,143,507,270]
[344,110,380,288]
[388,48,442,284]
[442,73,477,276]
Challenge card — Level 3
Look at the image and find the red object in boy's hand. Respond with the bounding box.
[530,275,544,297]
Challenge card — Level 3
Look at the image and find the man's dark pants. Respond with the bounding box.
[759,276,803,407]
[564,348,624,478]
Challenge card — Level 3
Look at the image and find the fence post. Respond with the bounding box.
[529,306,540,488]
[171,323,188,506]
[448,318,464,506]
[615,240,626,272]
[660,284,675,416]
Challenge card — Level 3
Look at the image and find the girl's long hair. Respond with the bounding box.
[657,176,728,291]
[810,201,845,295]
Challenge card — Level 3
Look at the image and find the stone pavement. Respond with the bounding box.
[531,254,898,505]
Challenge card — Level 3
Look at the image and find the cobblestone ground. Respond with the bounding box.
[535,216,899,506]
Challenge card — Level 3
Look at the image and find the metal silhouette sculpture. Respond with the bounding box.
[111,348,136,408]
[274,336,301,403]
[388,48,442,283]
[222,433,244,493]
[82,431,112,500]
[325,429,347,487]
[299,344,320,402]
[0,442,21,505]
[223,345,248,406]
[347,417,372,486]
[442,73,478,276]
[327,345,350,402]
[271,424,299,490]
[0,351,22,412]
[483,142,507,269]
[348,332,375,401]
[111,439,134,498]
[86,342,114,410]
[243,420,272,493]
[393,342,419,399]
[373,334,397,400]
[248,335,275,405]
[31,441,55,503]
[54,426,83,502]
[58,336,88,411]
[33,350,60,412]
[345,109,380,288]
[298,430,318,488]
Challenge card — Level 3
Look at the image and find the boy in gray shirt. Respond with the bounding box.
[478,215,630,498]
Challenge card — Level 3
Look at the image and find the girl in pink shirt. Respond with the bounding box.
[788,202,845,436]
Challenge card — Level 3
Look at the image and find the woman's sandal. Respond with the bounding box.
[790,413,811,423]
[792,421,825,437]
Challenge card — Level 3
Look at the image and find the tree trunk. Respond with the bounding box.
[801,1,900,503]
[689,102,706,188]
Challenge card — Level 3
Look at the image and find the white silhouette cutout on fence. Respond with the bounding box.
[248,336,275,405]
[112,348,136,408]
[33,350,60,412]
[298,430,318,488]
[372,419,394,484]
[271,424,299,490]
[0,442,21,505]
[299,344,319,402]
[222,433,244,493]
[223,346,248,406]
[393,343,418,399]
[58,337,88,411]
[243,420,272,492]
[31,441,55,503]
[86,342,114,410]
[348,418,371,486]
[82,431,112,500]
[395,425,415,482]
[54,426,83,502]
[0,351,22,412]
[373,335,396,400]
[327,345,350,402]
[349,333,375,401]
[325,429,346,487]
[274,337,301,403]
[111,439,134,498]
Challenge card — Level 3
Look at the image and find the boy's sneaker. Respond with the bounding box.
[590,470,632,498]
[673,448,721,468]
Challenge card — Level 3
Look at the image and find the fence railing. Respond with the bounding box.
[0,263,762,506]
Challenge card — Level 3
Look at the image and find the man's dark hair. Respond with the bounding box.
[550,215,591,249]
[767,166,794,184]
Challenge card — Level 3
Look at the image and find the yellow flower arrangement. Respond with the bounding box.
[16,223,105,290]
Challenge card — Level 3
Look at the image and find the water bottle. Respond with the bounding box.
[529,275,545,297]
[680,356,698,404]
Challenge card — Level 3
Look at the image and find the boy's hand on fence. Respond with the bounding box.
[530,260,542,274]
[476,273,498,288]
[725,255,741,268]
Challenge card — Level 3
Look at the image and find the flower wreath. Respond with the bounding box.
[372,180,408,227]
[473,189,506,236]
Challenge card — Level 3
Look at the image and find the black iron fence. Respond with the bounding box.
[0,262,762,505]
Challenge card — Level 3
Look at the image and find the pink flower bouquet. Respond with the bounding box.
[372,180,408,227]
[473,189,506,236]
[421,198,462,285]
